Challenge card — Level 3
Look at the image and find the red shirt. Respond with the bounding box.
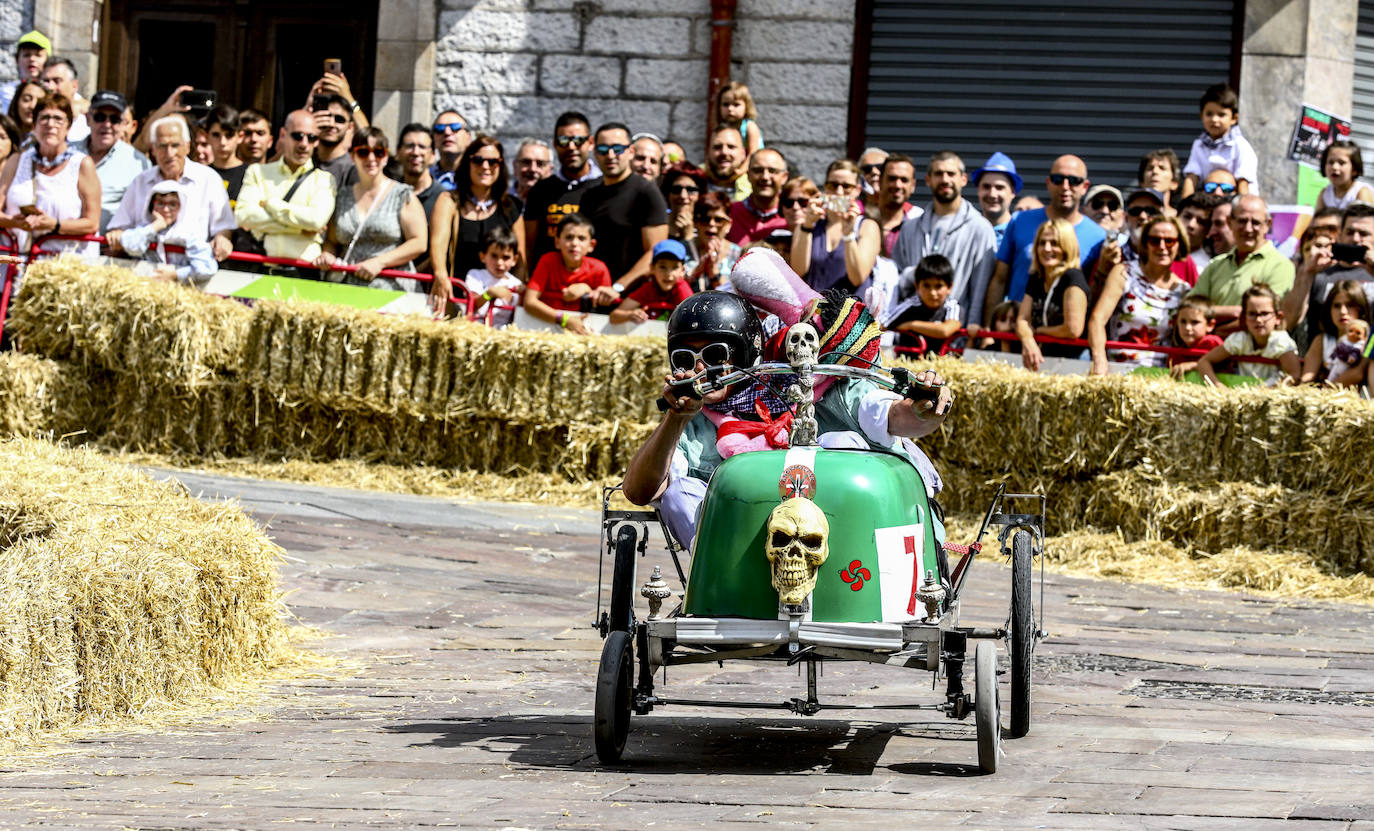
[727,198,787,245]
[1170,256,1199,287]
[627,278,693,317]
[1168,333,1223,367]
[527,251,613,312]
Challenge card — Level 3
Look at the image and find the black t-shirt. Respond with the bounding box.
[1025,267,1090,357]
[887,297,958,352]
[413,180,443,224]
[525,173,603,266]
[579,175,669,281]
[449,196,523,283]
[212,163,248,206]
[315,151,357,189]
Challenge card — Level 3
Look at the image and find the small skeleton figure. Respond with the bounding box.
[785,323,820,446]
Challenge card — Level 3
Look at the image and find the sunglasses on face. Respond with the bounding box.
[696,214,729,226]
[1144,234,1179,248]
[1048,173,1086,186]
[668,184,700,195]
[780,196,810,209]
[670,343,734,372]
[860,163,883,175]
[470,156,502,168]
[90,110,121,124]
[433,122,465,134]
[1202,181,1236,194]
[1128,205,1161,218]
[289,131,319,144]
[555,134,589,147]
[595,143,629,156]
[1089,197,1121,212]
[353,146,386,159]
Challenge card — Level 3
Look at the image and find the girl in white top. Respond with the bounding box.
[1316,141,1374,212]
[1196,284,1300,386]
[0,92,100,265]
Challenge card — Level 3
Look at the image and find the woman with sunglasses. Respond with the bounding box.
[791,160,880,294]
[659,162,705,244]
[1016,219,1089,372]
[315,127,426,292]
[683,191,741,292]
[0,93,100,263]
[1088,215,1190,374]
[428,135,525,315]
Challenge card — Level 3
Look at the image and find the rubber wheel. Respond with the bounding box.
[1009,530,1035,738]
[975,640,1000,774]
[607,524,638,633]
[594,629,633,763]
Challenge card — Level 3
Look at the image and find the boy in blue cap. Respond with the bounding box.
[972,151,1022,248]
[610,238,693,323]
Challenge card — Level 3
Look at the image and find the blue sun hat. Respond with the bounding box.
[972,152,1023,194]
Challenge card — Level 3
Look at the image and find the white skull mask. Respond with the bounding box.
[764,497,830,605]
[785,322,819,366]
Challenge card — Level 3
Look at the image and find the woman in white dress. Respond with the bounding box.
[0,93,100,263]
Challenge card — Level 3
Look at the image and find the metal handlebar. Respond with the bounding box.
[655,358,945,411]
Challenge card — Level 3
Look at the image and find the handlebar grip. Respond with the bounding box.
[655,376,704,412]
[891,366,943,404]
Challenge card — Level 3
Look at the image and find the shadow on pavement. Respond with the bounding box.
[387,714,979,776]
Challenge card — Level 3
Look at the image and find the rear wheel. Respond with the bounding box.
[1009,530,1035,738]
[975,640,1000,774]
[594,629,633,763]
[607,525,638,633]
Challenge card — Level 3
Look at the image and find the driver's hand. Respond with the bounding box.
[911,368,952,418]
[661,367,730,415]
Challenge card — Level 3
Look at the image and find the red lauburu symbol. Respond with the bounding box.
[840,559,871,591]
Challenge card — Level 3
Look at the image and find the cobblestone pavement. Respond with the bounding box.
[0,471,1371,830]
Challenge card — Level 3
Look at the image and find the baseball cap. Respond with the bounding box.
[1125,188,1166,207]
[971,151,1023,193]
[651,238,688,262]
[1083,184,1123,208]
[89,90,128,112]
[16,31,51,52]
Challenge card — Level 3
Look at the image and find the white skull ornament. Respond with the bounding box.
[764,497,830,605]
[785,322,819,367]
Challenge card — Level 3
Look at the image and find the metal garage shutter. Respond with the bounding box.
[862,0,1236,195]
[1353,0,1374,156]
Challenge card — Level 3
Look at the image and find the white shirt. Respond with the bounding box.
[1183,126,1259,190]
[108,159,236,244]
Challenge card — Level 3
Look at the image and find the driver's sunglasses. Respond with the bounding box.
[1048,173,1085,186]
[670,343,734,372]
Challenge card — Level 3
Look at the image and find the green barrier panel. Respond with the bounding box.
[231,275,401,310]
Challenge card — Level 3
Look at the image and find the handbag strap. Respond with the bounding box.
[341,178,391,265]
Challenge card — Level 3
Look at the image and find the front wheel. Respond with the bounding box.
[975,640,1000,774]
[1008,530,1035,738]
[594,629,633,763]
[607,524,639,633]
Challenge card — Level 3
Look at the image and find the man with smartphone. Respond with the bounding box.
[1283,202,1374,346]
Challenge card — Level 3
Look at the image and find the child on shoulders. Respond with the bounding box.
[1181,83,1258,197]
[715,81,765,156]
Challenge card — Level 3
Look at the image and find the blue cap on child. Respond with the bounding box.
[652,239,688,262]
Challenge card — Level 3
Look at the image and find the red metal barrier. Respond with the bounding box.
[892,327,1280,367]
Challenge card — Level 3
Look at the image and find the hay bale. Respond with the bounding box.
[0,437,287,740]
[9,257,250,386]
[0,353,101,437]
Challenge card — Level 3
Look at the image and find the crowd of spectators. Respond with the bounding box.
[1,29,1373,390]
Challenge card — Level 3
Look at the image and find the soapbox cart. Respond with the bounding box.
[591,349,1047,774]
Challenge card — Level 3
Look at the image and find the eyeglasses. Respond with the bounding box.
[1144,234,1179,248]
[696,214,729,226]
[433,122,466,134]
[1128,205,1161,218]
[825,181,857,192]
[470,156,502,168]
[90,111,121,124]
[668,184,700,195]
[1245,310,1275,320]
[555,134,589,147]
[1089,197,1121,212]
[289,131,320,144]
[860,163,883,175]
[35,113,66,124]
[1048,173,1086,186]
[352,146,386,159]
[780,196,811,209]
[1202,182,1236,194]
[669,343,734,372]
[749,165,787,176]
[318,113,348,125]
[595,143,629,156]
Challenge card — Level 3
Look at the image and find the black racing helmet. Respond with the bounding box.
[666,290,765,372]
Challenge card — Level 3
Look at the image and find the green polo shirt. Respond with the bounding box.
[1187,241,1295,307]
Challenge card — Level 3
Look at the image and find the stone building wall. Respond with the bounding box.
[432,0,854,181]
[0,0,30,83]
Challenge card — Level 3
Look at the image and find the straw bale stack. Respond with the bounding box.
[0,353,101,437]
[0,437,286,738]
[8,256,250,386]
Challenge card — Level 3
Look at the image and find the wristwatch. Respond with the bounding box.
[348,100,360,113]
[613,284,624,294]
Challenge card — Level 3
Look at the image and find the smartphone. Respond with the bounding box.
[1333,243,1367,263]
[323,58,342,76]
[179,89,216,114]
